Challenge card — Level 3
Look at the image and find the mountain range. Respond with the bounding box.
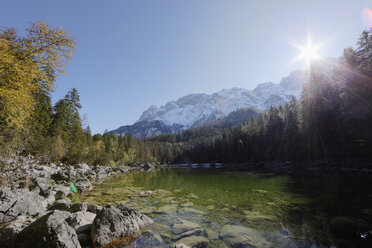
[110,70,306,138]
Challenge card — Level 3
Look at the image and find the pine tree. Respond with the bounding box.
[49,88,85,163]
[25,88,53,158]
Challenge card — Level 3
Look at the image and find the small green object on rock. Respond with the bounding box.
[70,182,78,193]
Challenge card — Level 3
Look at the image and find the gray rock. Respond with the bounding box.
[31,177,47,189]
[43,193,56,206]
[52,185,72,200]
[56,198,72,205]
[74,163,90,173]
[71,202,88,213]
[219,224,269,248]
[65,166,78,180]
[77,233,90,247]
[87,204,103,214]
[0,216,35,246]
[0,186,15,199]
[50,202,88,213]
[10,210,81,248]
[51,171,69,181]
[0,212,15,223]
[68,211,96,234]
[49,201,72,212]
[2,189,47,217]
[113,166,128,173]
[74,178,92,192]
[91,204,153,248]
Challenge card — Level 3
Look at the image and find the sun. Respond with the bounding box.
[289,34,329,70]
[291,35,325,67]
[298,42,320,61]
[297,41,320,63]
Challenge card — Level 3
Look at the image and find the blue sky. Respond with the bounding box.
[1,0,370,133]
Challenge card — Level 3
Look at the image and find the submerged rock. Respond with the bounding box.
[174,236,209,248]
[130,230,168,247]
[90,204,153,248]
[171,218,202,235]
[219,224,269,248]
[155,205,178,214]
[175,244,191,248]
[204,228,219,240]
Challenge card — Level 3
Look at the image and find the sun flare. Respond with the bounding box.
[290,35,325,67]
[298,42,320,61]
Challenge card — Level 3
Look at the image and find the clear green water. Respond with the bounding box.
[75,168,372,248]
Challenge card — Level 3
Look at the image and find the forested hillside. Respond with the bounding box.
[145,30,372,164]
[1,23,371,166]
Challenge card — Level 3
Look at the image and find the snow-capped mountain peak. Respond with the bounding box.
[137,70,306,129]
[111,70,307,138]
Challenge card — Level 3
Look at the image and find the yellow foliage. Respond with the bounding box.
[93,140,105,153]
[0,22,76,130]
[53,136,66,160]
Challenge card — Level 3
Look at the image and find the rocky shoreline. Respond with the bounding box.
[1,156,370,248]
[0,155,172,248]
[0,155,271,248]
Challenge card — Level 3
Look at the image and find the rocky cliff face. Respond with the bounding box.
[110,70,306,138]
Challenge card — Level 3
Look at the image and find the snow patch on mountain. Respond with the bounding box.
[138,70,306,129]
[110,70,307,138]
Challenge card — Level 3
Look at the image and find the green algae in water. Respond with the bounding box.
[76,169,372,248]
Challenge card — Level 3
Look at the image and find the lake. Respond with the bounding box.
[75,168,372,248]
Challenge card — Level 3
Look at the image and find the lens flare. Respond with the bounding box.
[290,34,324,68]
[298,41,320,62]
[362,7,372,29]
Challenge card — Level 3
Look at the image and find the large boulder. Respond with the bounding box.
[0,188,47,218]
[68,211,96,234]
[0,215,35,246]
[91,204,153,248]
[10,210,81,248]
[219,224,269,248]
[68,211,96,247]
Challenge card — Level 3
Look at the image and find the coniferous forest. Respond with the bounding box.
[1,22,372,166]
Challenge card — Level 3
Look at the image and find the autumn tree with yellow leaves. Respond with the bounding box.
[0,22,75,150]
